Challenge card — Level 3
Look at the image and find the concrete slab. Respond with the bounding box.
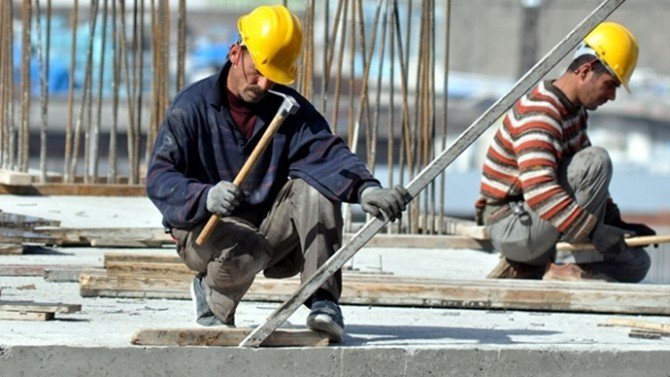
[1,195,670,376]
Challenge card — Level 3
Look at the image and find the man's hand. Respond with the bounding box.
[603,200,657,246]
[206,181,244,217]
[620,222,657,248]
[591,223,629,255]
[360,185,410,222]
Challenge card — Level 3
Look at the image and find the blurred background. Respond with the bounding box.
[1,0,669,280]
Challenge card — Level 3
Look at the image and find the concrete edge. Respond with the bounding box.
[1,345,669,377]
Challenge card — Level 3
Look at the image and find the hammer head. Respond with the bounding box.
[268,89,300,115]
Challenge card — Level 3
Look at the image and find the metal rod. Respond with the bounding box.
[63,0,78,181]
[438,0,451,234]
[92,0,109,181]
[36,0,52,182]
[239,0,627,348]
[330,0,348,134]
[70,0,99,181]
[19,0,32,172]
[108,0,119,183]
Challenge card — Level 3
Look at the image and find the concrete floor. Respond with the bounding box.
[1,195,670,376]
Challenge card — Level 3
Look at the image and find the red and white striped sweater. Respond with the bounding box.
[477,80,598,241]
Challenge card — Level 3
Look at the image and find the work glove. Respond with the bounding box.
[603,200,657,247]
[591,222,629,256]
[206,181,244,217]
[360,185,410,222]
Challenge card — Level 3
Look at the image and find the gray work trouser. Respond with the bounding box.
[172,179,343,324]
[484,146,650,282]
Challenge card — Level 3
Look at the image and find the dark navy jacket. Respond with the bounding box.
[146,62,380,229]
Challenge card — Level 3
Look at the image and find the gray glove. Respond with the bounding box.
[591,222,628,255]
[206,181,244,217]
[360,185,409,222]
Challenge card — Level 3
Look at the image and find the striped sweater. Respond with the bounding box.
[477,80,598,241]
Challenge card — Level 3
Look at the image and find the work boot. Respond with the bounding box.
[486,256,544,279]
[190,273,235,327]
[542,262,617,282]
[306,300,344,343]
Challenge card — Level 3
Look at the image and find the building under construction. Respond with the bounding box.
[1,0,670,375]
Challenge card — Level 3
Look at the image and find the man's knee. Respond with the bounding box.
[577,146,612,175]
[617,248,651,283]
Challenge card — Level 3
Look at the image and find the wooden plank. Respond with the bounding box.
[0,183,145,196]
[79,272,670,315]
[0,169,32,186]
[44,267,103,282]
[0,300,82,313]
[0,212,60,229]
[35,227,173,247]
[105,261,192,276]
[442,217,489,240]
[629,329,664,339]
[0,311,54,321]
[0,243,24,255]
[0,264,69,276]
[104,253,181,264]
[602,317,670,334]
[0,227,55,244]
[130,328,330,347]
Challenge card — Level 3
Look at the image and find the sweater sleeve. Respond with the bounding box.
[145,107,212,229]
[512,113,597,241]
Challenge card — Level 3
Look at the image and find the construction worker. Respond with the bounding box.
[475,22,655,282]
[146,5,408,343]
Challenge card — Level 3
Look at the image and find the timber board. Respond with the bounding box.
[0,300,82,313]
[131,327,330,347]
[79,271,670,315]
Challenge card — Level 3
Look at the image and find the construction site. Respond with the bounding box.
[1,0,670,376]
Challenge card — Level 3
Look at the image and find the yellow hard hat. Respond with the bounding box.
[237,5,303,85]
[583,22,639,92]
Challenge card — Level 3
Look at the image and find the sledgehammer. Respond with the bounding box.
[195,90,300,245]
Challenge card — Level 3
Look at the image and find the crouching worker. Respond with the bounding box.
[475,22,654,283]
[146,5,408,343]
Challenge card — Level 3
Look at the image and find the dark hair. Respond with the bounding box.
[567,54,610,76]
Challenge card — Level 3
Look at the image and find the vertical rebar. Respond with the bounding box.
[119,0,138,183]
[387,0,396,233]
[320,0,345,116]
[35,0,52,182]
[108,0,118,183]
[374,0,389,184]
[0,1,13,169]
[319,0,330,114]
[92,0,109,181]
[331,0,348,135]
[63,0,78,181]
[138,0,148,178]
[70,0,99,182]
[438,0,452,234]
[177,0,186,92]
[19,0,32,173]
[346,0,355,146]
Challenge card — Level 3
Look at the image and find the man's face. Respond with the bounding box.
[578,63,620,111]
[227,44,274,103]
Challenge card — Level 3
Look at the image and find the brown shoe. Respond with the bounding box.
[487,256,544,279]
[542,262,617,282]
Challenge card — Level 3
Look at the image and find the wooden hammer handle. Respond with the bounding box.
[195,109,290,245]
[557,234,670,251]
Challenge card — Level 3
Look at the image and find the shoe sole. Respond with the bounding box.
[307,314,343,342]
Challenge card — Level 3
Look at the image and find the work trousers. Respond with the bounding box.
[484,146,650,282]
[172,179,343,324]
